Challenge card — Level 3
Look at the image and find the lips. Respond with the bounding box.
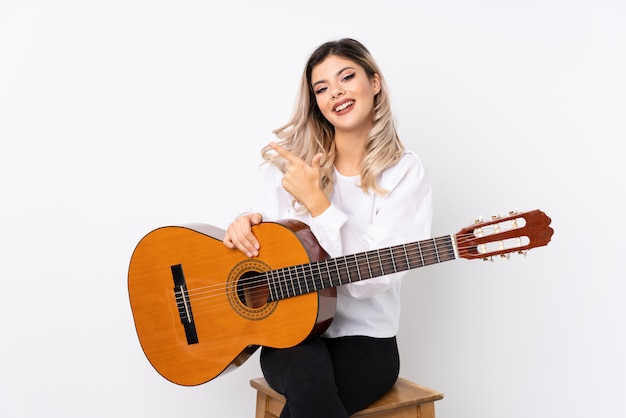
[334,100,354,113]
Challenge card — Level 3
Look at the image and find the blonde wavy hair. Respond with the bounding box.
[261,38,405,198]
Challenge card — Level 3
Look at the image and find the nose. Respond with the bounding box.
[331,84,345,98]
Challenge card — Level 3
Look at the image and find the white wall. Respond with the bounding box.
[1,1,624,417]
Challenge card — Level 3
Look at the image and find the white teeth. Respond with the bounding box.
[335,101,353,112]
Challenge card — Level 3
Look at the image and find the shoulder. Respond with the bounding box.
[396,151,425,171]
[379,151,428,189]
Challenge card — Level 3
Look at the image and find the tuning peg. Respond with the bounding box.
[508,209,519,216]
[491,214,501,220]
[518,250,528,256]
[500,253,510,259]
[473,216,484,224]
[483,256,494,262]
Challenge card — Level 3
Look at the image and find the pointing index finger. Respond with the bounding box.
[269,142,300,164]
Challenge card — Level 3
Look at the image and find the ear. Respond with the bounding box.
[371,73,381,95]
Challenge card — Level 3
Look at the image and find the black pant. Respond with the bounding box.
[260,336,400,418]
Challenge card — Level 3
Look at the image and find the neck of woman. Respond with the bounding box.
[333,132,368,176]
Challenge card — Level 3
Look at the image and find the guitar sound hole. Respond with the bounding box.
[237,271,269,309]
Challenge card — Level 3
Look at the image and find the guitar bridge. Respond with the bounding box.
[171,264,199,345]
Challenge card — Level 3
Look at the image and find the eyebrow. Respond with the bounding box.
[312,66,356,88]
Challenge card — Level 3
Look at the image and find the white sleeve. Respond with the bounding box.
[310,152,432,299]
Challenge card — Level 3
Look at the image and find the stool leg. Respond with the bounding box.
[255,392,269,418]
[417,401,436,418]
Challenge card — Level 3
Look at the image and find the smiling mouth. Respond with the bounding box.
[334,101,354,112]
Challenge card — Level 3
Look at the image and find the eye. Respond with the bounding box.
[314,86,328,95]
[342,72,355,82]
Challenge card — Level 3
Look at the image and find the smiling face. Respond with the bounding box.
[310,55,381,136]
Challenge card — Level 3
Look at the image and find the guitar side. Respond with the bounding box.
[127,220,335,386]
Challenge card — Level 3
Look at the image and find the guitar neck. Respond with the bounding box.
[266,235,457,302]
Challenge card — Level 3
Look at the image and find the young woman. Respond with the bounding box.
[224,38,432,418]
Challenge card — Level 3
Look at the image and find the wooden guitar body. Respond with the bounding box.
[128,220,334,386]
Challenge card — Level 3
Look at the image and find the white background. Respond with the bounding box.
[1,1,624,417]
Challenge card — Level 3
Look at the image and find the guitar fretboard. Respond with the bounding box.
[266,235,457,302]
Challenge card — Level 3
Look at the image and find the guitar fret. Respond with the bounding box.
[304,263,312,293]
[381,247,396,274]
[417,241,425,267]
[390,247,397,273]
[314,263,321,292]
[311,263,319,291]
[295,265,303,295]
[354,254,362,281]
[276,268,285,299]
[267,270,277,301]
[392,245,408,272]
[435,236,455,262]
[267,233,467,302]
[286,268,293,296]
[285,267,293,298]
[316,262,323,290]
[421,240,431,265]
[334,258,342,286]
[313,262,321,291]
[291,266,299,297]
[424,239,438,266]
[377,249,384,275]
[324,261,332,289]
[403,244,411,269]
[278,268,288,299]
[272,270,280,300]
[316,262,323,289]
[314,262,323,290]
[284,267,293,298]
[376,249,387,276]
[302,265,308,294]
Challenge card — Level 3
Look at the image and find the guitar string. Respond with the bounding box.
[166,232,525,316]
[184,234,464,299]
[180,232,507,304]
[172,216,524,300]
[176,242,459,316]
[146,214,531,301]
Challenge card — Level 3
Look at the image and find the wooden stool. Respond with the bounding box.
[250,377,443,418]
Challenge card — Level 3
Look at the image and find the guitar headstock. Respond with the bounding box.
[455,209,553,260]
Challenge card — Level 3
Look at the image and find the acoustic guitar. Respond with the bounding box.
[128,209,553,386]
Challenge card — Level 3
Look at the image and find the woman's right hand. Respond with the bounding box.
[223,213,263,257]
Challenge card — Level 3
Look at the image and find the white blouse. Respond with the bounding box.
[249,151,432,338]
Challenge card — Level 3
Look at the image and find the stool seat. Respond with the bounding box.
[250,377,443,418]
